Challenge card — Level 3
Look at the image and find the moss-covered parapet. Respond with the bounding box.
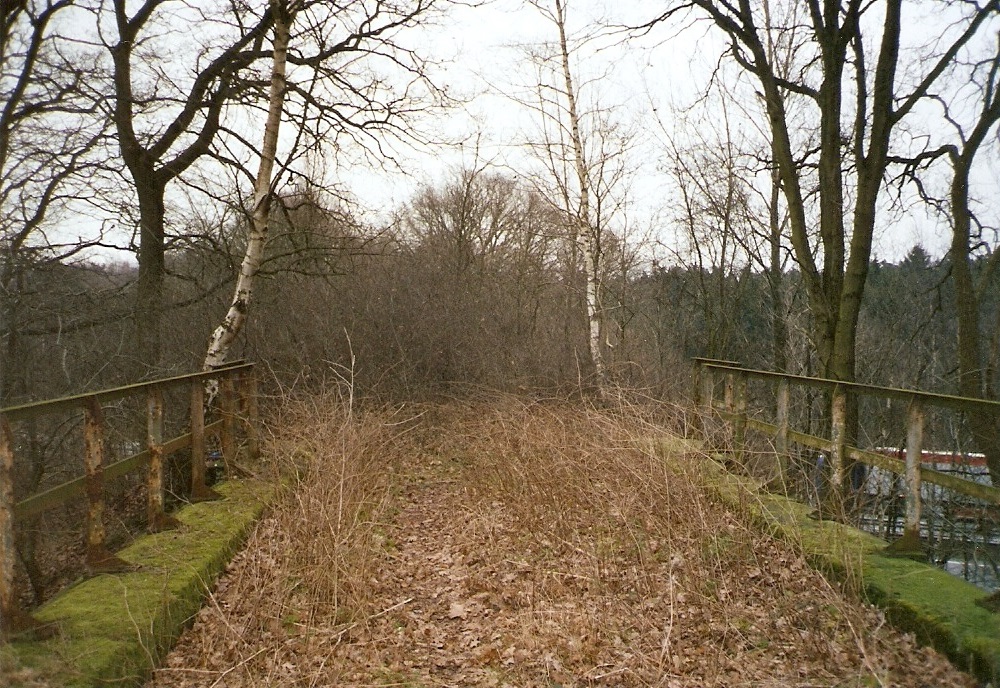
[0,479,276,687]
[668,447,1000,685]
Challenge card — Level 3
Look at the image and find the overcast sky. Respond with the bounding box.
[69,0,981,266]
[338,0,963,264]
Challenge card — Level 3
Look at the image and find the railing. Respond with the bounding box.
[693,358,1000,547]
[0,362,259,640]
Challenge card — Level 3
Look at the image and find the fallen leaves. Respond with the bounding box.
[146,398,978,688]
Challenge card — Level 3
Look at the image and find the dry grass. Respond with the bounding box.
[148,391,976,687]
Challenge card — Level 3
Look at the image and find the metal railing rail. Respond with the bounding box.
[0,362,259,640]
[693,358,1000,542]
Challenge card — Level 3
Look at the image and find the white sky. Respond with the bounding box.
[69,0,991,265]
[338,0,963,263]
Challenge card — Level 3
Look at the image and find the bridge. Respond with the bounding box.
[1,365,998,687]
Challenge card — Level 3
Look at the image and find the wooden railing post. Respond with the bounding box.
[0,415,14,637]
[146,387,164,526]
[241,370,260,463]
[190,381,220,502]
[825,385,848,516]
[701,366,715,411]
[692,363,703,438]
[220,375,236,473]
[724,371,734,414]
[693,362,702,408]
[0,416,51,641]
[724,371,747,461]
[1,415,23,638]
[775,377,790,486]
[146,387,178,532]
[888,398,925,555]
[83,397,130,573]
[695,365,716,441]
[734,371,747,462]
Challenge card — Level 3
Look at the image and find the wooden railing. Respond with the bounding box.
[0,362,258,640]
[693,358,1000,544]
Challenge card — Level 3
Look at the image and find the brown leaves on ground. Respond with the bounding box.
[148,394,977,687]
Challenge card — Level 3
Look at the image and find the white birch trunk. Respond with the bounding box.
[553,0,605,387]
[204,1,293,371]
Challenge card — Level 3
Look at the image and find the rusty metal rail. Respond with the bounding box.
[0,362,259,640]
[693,358,1000,545]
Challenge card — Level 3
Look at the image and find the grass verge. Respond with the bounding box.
[683,448,1000,685]
[0,479,275,688]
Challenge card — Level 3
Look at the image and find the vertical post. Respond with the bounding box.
[775,377,790,486]
[190,380,220,501]
[697,365,715,441]
[701,366,715,411]
[83,397,130,572]
[826,385,847,517]
[733,371,747,462]
[889,398,925,554]
[692,362,703,438]
[724,372,735,415]
[147,387,163,527]
[220,375,236,473]
[693,362,702,408]
[241,369,260,463]
[146,387,177,531]
[0,415,14,636]
[0,416,49,641]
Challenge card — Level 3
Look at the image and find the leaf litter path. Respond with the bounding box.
[149,398,976,687]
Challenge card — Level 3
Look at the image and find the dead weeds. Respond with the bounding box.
[147,392,978,687]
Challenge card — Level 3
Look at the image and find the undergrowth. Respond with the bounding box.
[148,390,977,687]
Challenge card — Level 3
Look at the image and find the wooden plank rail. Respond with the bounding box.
[693,358,1000,539]
[0,362,258,642]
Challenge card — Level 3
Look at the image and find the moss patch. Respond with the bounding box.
[663,445,1000,685]
[1,480,276,687]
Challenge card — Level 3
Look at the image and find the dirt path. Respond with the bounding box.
[149,399,978,687]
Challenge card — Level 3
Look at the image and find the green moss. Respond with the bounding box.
[2,480,276,687]
[656,442,1000,685]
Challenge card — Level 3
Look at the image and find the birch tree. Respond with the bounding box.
[552,0,604,387]
[101,0,275,374]
[202,0,446,369]
[203,0,294,371]
[522,0,633,390]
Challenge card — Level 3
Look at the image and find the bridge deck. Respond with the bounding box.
[143,399,982,688]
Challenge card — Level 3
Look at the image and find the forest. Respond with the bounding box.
[2,0,999,466]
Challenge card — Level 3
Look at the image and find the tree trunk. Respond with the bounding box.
[204,0,292,371]
[768,144,787,374]
[134,174,166,374]
[951,153,1000,484]
[553,0,605,388]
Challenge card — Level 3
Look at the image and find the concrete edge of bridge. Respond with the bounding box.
[1,479,278,687]
[691,451,1000,686]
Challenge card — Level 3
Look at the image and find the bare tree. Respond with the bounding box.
[946,47,1000,486]
[203,0,294,371]
[642,0,999,391]
[97,0,275,373]
[892,31,1000,483]
[520,0,636,392]
[202,0,447,370]
[398,165,561,383]
[93,0,449,374]
[1,0,109,402]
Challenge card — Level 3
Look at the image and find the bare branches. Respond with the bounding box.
[2,0,112,401]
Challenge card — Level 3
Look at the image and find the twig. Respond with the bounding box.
[208,647,268,688]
